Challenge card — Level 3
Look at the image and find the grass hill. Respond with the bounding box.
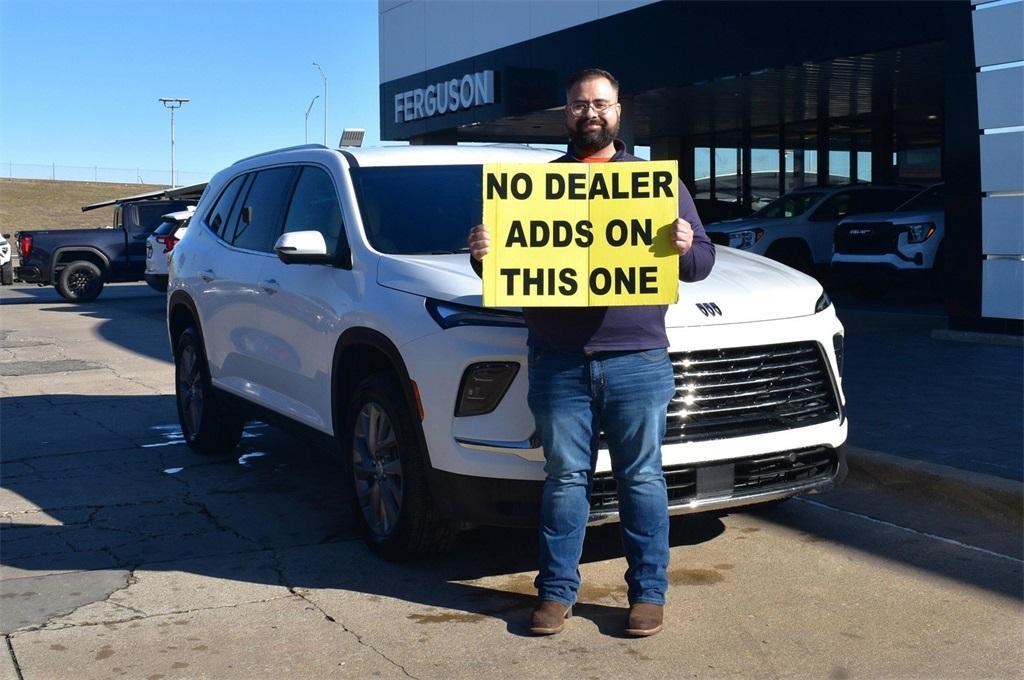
[0,178,170,235]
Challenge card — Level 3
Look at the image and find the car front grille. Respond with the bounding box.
[664,341,840,444]
[834,222,901,254]
[590,446,839,513]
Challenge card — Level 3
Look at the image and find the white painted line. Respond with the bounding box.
[794,497,1024,564]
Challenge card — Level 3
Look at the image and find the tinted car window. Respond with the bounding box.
[153,220,181,237]
[134,201,192,233]
[897,184,945,212]
[753,191,823,218]
[811,192,851,221]
[282,166,346,255]
[351,165,480,254]
[205,174,247,238]
[231,167,298,253]
[849,189,918,215]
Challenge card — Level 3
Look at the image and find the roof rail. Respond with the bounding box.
[232,144,330,165]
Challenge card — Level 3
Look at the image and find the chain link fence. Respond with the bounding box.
[3,162,212,186]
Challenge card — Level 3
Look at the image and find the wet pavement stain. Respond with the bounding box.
[577,581,627,603]
[94,645,114,660]
[740,527,761,534]
[800,533,827,543]
[713,563,735,570]
[171,662,189,669]
[408,612,486,624]
[667,567,725,586]
[49,644,66,651]
[624,647,655,661]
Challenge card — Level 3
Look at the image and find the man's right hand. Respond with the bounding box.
[468,225,491,262]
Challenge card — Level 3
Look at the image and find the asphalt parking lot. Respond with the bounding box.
[1,282,1022,679]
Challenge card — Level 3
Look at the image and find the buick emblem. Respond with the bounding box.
[696,302,722,316]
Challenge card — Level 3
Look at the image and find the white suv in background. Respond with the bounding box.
[167,144,848,560]
[145,207,195,292]
[704,184,920,275]
[832,183,945,296]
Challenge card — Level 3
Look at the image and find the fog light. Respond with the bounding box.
[455,362,519,416]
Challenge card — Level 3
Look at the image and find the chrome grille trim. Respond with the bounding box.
[665,342,840,443]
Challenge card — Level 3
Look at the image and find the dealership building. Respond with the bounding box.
[378,0,1023,333]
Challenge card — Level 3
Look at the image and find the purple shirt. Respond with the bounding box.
[522,141,715,352]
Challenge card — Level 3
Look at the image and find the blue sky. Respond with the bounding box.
[1,0,383,182]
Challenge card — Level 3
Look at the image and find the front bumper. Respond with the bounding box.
[429,444,847,527]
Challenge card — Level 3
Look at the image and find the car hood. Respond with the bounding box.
[839,210,942,224]
[377,248,824,326]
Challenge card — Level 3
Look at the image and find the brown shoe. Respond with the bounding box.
[529,600,572,635]
[625,603,664,637]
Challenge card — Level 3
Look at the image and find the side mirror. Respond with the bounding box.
[274,230,334,265]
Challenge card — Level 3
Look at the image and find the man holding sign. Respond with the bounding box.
[468,69,714,637]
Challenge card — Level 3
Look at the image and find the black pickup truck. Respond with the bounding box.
[15,184,205,302]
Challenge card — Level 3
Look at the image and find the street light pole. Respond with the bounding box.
[159,97,190,187]
[313,62,327,146]
[304,95,319,144]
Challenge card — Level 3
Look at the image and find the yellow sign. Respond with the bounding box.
[482,162,679,307]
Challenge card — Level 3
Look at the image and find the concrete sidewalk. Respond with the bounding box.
[832,300,1023,526]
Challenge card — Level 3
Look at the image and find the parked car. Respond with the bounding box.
[167,144,848,560]
[704,184,920,275]
[832,183,945,297]
[0,234,12,285]
[145,207,194,293]
[14,184,203,302]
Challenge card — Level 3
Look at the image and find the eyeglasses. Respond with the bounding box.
[566,100,617,117]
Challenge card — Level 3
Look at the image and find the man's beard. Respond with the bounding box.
[570,116,619,155]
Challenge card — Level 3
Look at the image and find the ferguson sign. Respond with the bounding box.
[394,70,495,123]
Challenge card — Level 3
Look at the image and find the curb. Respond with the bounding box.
[843,446,1023,526]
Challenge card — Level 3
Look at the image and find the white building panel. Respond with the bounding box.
[380,0,658,82]
[980,131,1024,194]
[982,259,1024,319]
[379,0,426,82]
[972,1,1024,67]
[977,66,1024,130]
[983,195,1024,256]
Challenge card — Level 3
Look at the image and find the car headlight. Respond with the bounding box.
[425,298,526,329]
[906,222,936,243]
[727,228,765,250]
[815,290,832,313]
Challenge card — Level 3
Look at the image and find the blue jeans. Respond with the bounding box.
[527,347,676,607]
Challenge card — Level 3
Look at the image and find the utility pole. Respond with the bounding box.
[304,95,319,144]
[159,98,190,187]
[313,62,327,146]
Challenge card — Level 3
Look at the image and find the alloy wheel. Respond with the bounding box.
[352,402,404,537]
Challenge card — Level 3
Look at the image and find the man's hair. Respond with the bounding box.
[565,68,619,96]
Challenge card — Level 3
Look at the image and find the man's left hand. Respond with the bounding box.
[671,218,694,256]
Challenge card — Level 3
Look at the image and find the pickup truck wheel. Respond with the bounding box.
[346,372,457,560]
[1,261,12,285]
[56,261,104,302]
[174,327,245,454]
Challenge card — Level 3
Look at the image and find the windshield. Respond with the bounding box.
[152,220,183,236]
[753,191,824,218]
[351,165,481,254]
[897,184,944,212]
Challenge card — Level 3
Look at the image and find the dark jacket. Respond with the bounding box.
[477,140,716,352]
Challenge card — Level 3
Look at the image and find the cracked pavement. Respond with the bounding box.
[1,282,1022,679]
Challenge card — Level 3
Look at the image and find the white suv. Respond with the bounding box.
[705,184,920,275]
[167,144,849,560]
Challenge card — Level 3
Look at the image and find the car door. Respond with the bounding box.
[202,166,299,404]
[255,164,355,432]
[806,191,852,263]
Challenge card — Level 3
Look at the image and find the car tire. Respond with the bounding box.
[346,372,457,560]
[56,260,104,302]
[1,261,12,286]
[174,327,245,454]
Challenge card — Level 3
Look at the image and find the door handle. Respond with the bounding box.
[260,278,280,295]
[199,269,217,282]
